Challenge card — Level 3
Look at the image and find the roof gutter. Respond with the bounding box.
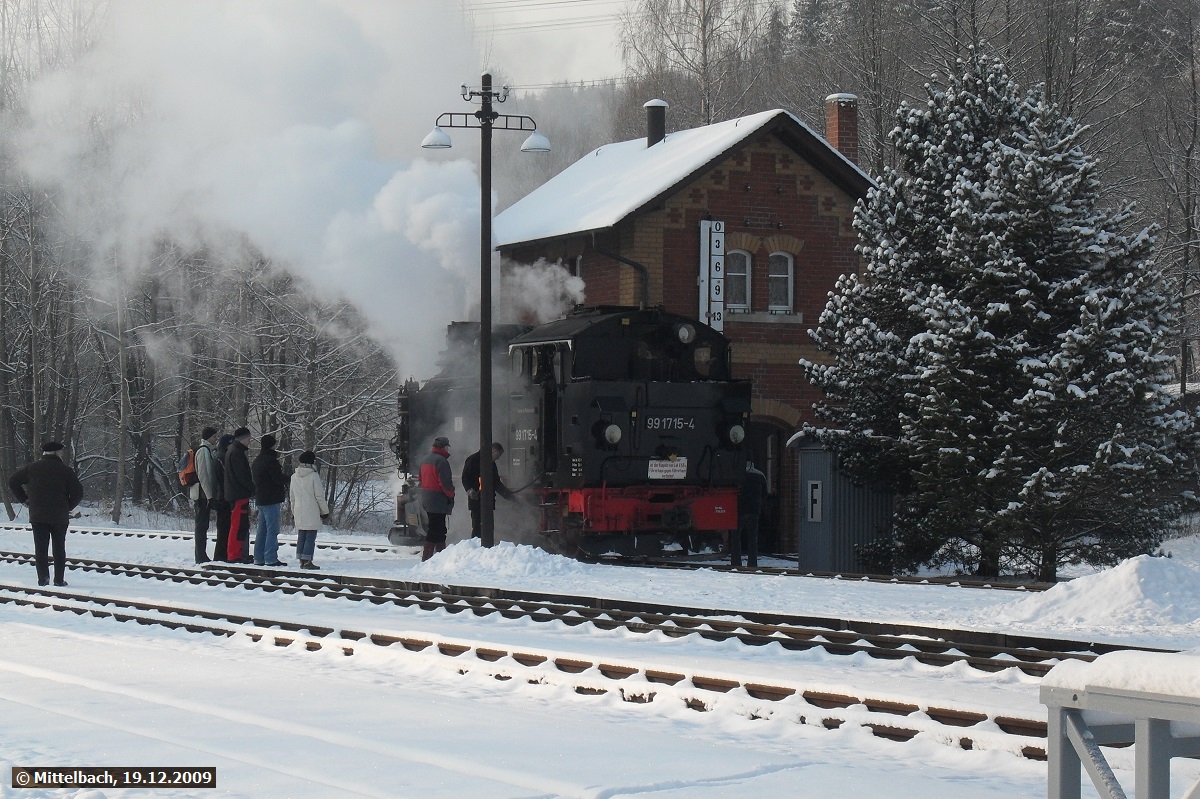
[591,233,649,310]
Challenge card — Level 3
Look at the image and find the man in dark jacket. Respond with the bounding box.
[251,433,289,566]
[733,461,768,568]
[418,436,454,561]
[223,427,256,563]
[9,441,84,586]
[461,443,514,539]
[211,433,234,565]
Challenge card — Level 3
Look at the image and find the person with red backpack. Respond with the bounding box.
[188,426,220,564]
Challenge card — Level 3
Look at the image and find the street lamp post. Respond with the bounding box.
[422,72,549,548]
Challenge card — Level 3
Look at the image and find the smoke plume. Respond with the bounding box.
[11,0,501,378]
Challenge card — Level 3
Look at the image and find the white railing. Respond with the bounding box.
[1042,652,1200,799]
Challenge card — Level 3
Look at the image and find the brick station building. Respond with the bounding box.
[494,97,873,552]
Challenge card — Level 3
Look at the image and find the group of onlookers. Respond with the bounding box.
[5,426,332,587]
[192,426,330,570]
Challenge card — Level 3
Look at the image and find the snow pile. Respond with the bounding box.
[413,539,590,581]
[993,555,1200,626]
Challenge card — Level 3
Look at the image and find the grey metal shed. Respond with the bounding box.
[790,432,894,572]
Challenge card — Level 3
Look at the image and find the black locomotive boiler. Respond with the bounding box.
[394,306,751,556]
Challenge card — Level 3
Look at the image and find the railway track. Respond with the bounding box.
[616,556,1056,591]
[0,521,396,554]
[0,579,1052,761]
[0,550,1170,678]
[2,521,1057,590]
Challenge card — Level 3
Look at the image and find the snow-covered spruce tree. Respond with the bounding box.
[803,55,1200,580]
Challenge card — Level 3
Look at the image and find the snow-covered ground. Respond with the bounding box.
[1,507,1199,798]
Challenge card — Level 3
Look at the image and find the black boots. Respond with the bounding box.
[299,560,319,570]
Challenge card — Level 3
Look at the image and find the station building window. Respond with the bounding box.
[768,252,793,312]
[726,250,751,311]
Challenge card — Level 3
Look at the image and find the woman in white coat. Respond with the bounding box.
[289,450,330,569]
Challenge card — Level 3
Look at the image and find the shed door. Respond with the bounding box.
[797,449,834,571]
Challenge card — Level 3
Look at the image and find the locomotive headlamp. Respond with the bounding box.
[674,322,696,344]
[604,424,623,445]
[727,424,746,444]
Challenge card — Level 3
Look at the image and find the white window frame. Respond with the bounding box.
[726,249,751,311]
[767,252,794,313]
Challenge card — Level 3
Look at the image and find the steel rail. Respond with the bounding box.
[0,522,396,554]
[0,522,1060,590]
[607,556,1056,591]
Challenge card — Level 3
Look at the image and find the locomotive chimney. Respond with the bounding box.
[824,93,859,165]
[645,99,668,147]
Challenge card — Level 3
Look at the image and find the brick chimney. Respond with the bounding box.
[824,93,859,164]
[645,99,668,147]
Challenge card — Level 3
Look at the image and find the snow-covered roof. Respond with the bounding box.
[494,109,874,249]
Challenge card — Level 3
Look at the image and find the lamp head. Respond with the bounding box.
[421,126,452,149]
[520,129,551,153]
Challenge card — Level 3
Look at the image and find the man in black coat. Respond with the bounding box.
[461,443,515,539]
[9,441,84,586]
[251,433,289,566]
[223,427,256,563]
[733,461,768,568]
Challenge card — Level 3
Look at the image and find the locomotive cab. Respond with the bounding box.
[507,306,750,556]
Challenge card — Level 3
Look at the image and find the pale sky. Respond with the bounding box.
[464,0,630,89]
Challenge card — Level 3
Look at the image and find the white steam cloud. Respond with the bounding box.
[10,0,512,378]
[499,259,586,324]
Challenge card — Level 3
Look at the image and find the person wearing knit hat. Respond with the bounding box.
[190,426,221,564]
[223,427,256,563]
[8,441,83,586]
[251,433,289,567]
[417,436,455,561]
[289,450,330,569]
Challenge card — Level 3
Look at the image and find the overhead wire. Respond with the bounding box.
[465,0,628,35]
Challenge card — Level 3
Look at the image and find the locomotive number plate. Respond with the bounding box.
[648,458,688,479]
[645,416,695,430]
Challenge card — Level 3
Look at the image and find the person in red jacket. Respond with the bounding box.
[418,436,454,561]
[9,441,84,586]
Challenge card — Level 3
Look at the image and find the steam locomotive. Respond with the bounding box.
[392,306,751,556]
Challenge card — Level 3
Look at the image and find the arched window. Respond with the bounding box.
[726,250,751,311]
[768,252,793,312]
